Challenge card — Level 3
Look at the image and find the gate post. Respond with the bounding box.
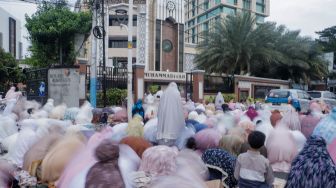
[133,64,145,102]
[192,70,205,103]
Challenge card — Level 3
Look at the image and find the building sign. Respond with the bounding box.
[48,68,80,107]
[144,71,186,82]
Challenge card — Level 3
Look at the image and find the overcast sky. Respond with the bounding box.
[0,0,335,58]
[267,0,336,38]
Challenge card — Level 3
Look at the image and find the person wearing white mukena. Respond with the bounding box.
[156,82,185,146]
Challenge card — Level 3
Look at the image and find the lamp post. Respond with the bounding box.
[127,0,133,121]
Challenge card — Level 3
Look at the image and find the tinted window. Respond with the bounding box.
[297,92,305,99]
[308,92,321,98]
[267,90,289,98]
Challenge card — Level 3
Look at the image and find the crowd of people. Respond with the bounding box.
[0,82,335,188]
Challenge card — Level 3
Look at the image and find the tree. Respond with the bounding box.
[195,12,327,83]
[316,26,336,52]
[25,0,92,67]
[196,13,280,75]
[0,48,24,92]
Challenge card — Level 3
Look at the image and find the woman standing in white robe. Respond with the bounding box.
[215,92,224,108]
[156,82,185,146]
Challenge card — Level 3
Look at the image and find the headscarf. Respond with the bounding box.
[300,113,321,138]
[270,110,282,127]
[215,92,224,108]
[132,99,144,119]
[75,102,93,125]
[194,128,222,152]
[328,138,336,164]
[219,134,244,157]
[143,118,158,143]
[266,126,298,173]
[150,149,208,188]
[245,107,258,121]
[202,148,237,188]
[4,87,16,100]
[41,133,86,183]
[0,116,18,141]
[5,120,39,168]
[139,145,178,176]
[126,115,144,137]
[285,136,336,188]
[85,139,124,188]
[290,130,307,152]
[118,144,141,188]
[120,136,152,158]
[278,107,301,131]
[56,127,113,188]
[313,107,336,144]
[156,82,185,144]
[22,126,63,171]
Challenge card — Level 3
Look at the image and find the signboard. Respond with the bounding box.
[144,71,186,82]
[38,82,46,96]
[48,68,80,107]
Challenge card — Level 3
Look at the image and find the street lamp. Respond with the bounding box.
[115,1,133,121]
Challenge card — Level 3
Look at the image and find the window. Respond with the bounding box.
[202,22,209,31]
[256,4,265,13]
[227,0,237,5]
[208,7,222,19]
[223,6,236,15]
[8,17,16,57]
[256,0,265,13]
[242,0,251,10]
[256,0,264,4]
[19,42,22,59]
[192,28,196,43]
[204,1,209,10]
[109,15,137,26]
[188,19,195,27]
[308,92,321,98]
[108,39,136,48]
[198,14,207,23]
[256,14,265,23]
[267,90,289,98]
[192,9,195,17]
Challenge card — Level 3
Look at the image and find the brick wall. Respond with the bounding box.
[161,21,178,72]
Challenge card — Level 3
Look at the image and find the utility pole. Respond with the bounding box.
[90,2,97,107]
[101,0,107,107]
[127,0,133,121]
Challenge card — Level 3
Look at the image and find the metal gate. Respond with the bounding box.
[25,68,49,104]
[86,58,128,91]
[185,72,193,100]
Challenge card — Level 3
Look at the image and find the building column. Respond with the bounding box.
[133,64,145,101]
[192,70,205,103]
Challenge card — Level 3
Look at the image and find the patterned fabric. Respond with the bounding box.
[285,135,336,188]
[132,100,145,119]
[15,170,37,187]
[202,148,237,188]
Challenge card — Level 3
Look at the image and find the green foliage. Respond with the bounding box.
[0,48,24,91]
[25,0,92,67]
[223,93,236,102]
[148,85,159,94]
[196,12,327,83]
[97,88,127,107]
[316,26,336,52]
[204,95,215,103]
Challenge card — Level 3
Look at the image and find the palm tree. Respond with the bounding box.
[195,12,278,75]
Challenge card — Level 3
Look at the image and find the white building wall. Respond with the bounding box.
[157,0,184,23]
[0,7,22,59]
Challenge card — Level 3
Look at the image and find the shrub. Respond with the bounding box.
[97,88,127,107]
[148,85,159,94]
[223,93,236,102]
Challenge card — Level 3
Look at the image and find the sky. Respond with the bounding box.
[267,0,336,38]
[0,0,335,58]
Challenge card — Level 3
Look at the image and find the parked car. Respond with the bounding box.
[307,91,336,108]
[265,89,312,112]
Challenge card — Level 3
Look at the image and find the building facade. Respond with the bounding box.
[0,7,22,60]
[184,0,270,44]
